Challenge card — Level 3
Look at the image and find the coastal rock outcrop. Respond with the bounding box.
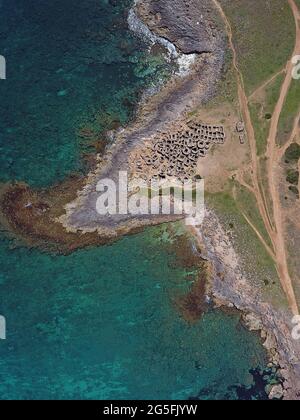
[268,384,285,400]
[129,120,226,181]
[193,209,300,400]
[56,0,226,236]
[136,0,223,54]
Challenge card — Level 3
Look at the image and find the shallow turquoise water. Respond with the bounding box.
[0,229,268,400]
[0,0,169,187]
[0,0,269,400]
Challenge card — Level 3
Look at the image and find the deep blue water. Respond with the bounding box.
[0,0,270,400]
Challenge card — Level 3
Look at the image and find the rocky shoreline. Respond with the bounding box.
[130,0,300,399]
[191,209,300,400]
[57,0,226,236]
[1,0,299,400]
[0,0,225,251]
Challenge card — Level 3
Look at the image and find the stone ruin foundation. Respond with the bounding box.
[129,120,226,181]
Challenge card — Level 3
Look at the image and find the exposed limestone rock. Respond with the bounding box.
[136,0,224,54]
[193,209,300,400]
[268,384,284,400]
[242,313,264,331]
[129,120,226,181]
[58,0,226,236]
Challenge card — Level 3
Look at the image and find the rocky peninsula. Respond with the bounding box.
[0,0,300,400]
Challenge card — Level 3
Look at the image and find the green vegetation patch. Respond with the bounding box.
[295,0,300,9]
[277,80,300,145]
[289,185,299,198]
[284,143,300,163]
[206,190,287,309]
[286,169,299,185]
[249,73,284,156]
[234,184,273,249]
[219,0,295,94]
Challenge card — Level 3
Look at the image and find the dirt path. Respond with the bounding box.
[213,0,300,315]
[232,185,276,261]
[279,111,300,160]
[249,68,285,102]
[264,0,300,316]
[211,0,275,244]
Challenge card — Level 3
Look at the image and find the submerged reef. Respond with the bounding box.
[0,0,226,251]
[56,0,226,237]
[1,0,298,401]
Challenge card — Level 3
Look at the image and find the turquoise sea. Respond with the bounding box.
[0,0,272,400]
